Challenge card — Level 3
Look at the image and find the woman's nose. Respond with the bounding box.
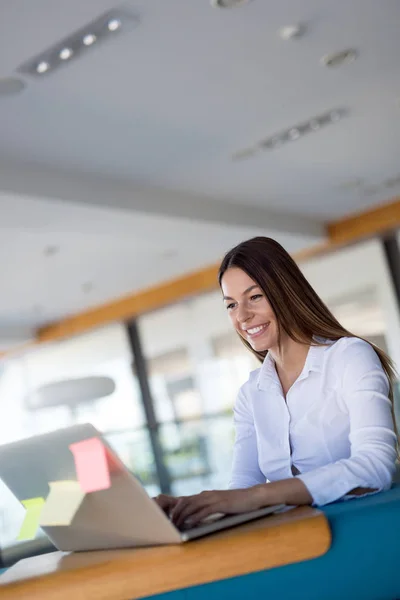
[237,304,252,323]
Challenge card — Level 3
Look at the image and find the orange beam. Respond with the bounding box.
[8,195,400,349]
[327,196,400,246]
[37,264,220,343]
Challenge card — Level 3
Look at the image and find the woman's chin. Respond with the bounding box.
[249,338,269,353]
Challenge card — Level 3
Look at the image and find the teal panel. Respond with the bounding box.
[147,485,400,600]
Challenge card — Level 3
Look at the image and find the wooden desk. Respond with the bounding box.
[0,507,330,600]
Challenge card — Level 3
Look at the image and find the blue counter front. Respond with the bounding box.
[150,485,400,600]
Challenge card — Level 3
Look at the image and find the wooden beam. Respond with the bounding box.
[327,196,400,246]
[37,264,220,343]
[8,195,400,349]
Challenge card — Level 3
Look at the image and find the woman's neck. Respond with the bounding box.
[268,336,310,383]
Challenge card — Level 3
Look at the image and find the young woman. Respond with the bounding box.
[156,237,398,528]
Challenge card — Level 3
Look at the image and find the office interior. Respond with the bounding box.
[1,0,400,579]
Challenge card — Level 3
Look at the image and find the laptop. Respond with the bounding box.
[0,424,285,551]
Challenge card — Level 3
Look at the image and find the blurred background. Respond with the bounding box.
[1,0,400,562]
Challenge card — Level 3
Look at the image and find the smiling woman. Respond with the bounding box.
[222,273,279,358]
[155,237,398,528]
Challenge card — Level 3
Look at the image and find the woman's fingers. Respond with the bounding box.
[171,496,199,527]
[172,493,216,528]
[158,488,265,528]
[153,494,179,516]
[183,505,221,526]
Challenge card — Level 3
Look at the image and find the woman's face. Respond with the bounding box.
[221,267,279,353]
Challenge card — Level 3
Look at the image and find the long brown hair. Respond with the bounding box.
[218,236,398,427]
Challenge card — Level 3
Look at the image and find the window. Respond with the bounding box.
[0,323,156,547]
[139,291,258,495]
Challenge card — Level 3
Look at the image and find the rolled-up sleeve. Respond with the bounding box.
[297,340,397,506]
[229,389,266,489]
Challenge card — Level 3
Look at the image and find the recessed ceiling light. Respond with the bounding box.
[231,146,259,161]
[161,249,178,260]
[83,33,96,46]
[321,48,357,68]
[309,119,320,131]
[384,175,400,189]
[210,0,251,8]
[18,9,139,78]
[364,186,380,196]
[279,24,306,40]
[336,178,364,191]
[288,128,301,140]
[260,135,283,149]
[0,77,26,96]
[59,47,73,60]
[107,18,121,31]
[44,245,59,257]
[232,108,347,160]
[36,61,50,74]
[329,110,341,122]
[82,282,94,293]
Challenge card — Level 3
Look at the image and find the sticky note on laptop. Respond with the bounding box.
[69,437,121,493]
[18,497,45,540]
[40,481,85,527]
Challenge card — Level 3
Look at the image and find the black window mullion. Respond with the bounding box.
[382,234,400,312]
[126,319,172,495]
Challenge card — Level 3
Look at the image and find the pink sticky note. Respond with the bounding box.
[69,437,120,493]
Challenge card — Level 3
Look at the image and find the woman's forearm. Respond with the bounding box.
[255,477,313,506]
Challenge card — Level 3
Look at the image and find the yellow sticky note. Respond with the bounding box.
[18,498,45,541]
[40,481,85,527]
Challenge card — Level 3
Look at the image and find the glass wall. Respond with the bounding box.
[139,292,259,496]
[0,323,156,547]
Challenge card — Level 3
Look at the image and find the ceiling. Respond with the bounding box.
[0,0,399,345]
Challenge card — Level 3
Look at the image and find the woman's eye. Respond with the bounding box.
[250,294,262,301]
[226,302,236,310]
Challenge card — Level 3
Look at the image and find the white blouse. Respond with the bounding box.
[229,337,397,506]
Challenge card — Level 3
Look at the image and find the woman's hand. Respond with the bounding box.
[170,487,266,528]
[153,493,180,517]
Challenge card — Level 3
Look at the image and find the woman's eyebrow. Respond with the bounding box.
[223,285,259,301]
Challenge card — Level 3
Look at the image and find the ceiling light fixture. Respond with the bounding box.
[288,128,300,140]
[231,146,260,161]
[36,61,50,74]
[268,136,282,148]
[329,110,341,122]
[82,282,94,293]
[83,33,96,46]
[232,108,347,160]
[107,18,121,31]
[59,47,73,60]
[258,135,283,150]
[336,172,400,196]
[336,179,364,191]
[43,245,59,257]
[211,0,251,7]
[309,119,320,131]
[279,24,306,40]
[17,8,139,78]
[321,48,357,68]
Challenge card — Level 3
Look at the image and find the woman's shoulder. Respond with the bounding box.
[325,336,377,355]
[324,336,383,370]
[238,366,262,398]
